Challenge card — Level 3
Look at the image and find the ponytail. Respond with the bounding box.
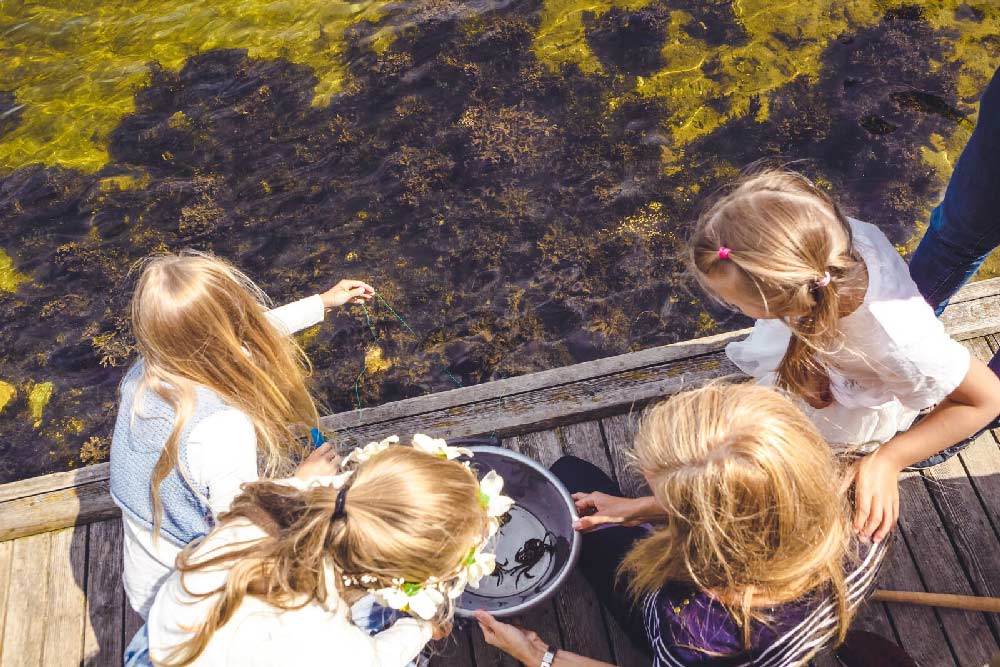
[159,446,487,667]
[688,167,866,403]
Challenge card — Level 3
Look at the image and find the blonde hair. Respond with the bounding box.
[620,383,854,654]
[130,251,319,537]
[159,445,488,667]
[689,167,866,401]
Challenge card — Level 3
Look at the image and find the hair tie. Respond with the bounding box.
[332,487,349,521]
[717,246,732,260]
[814,271,832,288]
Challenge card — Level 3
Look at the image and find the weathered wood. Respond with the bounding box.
[556,421,614,477]
[428,629,476,667]
[599,413,649,498]
[0,464,110,504]
[853,600,898,645]
[123,598,144,656]
[943,277,1000,305]
[896,471,998,665]
[0,479,118,542]
[1,532,52,667]
[41,527,88,667]
[877,532,958,667]
[920,453,1000,631]
[0,540,12,663]
[83,520,125,667]
[323,350,740,451]
[603,612,649,667]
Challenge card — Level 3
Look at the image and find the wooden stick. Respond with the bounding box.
[874,589,1000,613]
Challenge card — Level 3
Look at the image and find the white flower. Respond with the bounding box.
[374,582,445,621]
[411,433,473,460]
[465,550,496,589]
[342,436,398,467]
[479,470,515,517]
[407,586,445,620]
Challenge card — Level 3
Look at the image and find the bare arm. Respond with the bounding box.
[854,355,1000,542]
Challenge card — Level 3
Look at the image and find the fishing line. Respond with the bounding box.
[352,293,464,411]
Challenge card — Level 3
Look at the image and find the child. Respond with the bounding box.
[688,168,1000,542]
[478,383,886,667]
[144,440,504,667]
[109,250,373,619]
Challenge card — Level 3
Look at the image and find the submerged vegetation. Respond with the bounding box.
[0,1,997,481]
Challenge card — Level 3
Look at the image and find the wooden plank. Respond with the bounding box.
[323,327,748,434]
[877,532,958,667]
[943,276,1000,305]
[895,471,998,665]
[0,464,109,504]
[960,431,1000,541]
[41,527,88,667]
[920,451,1000,635]
[0,540,12,663]
[1,532,52,667]
[556,421,613,477]
[123,600,144,656]
[553,421,649,667]
[83,520,124,667]
[599,413,649,498]
[323,349,741,451]
[853,600,897,644]
[0,480,118,542]
[940,293,1000,340]
[428,628,476,667]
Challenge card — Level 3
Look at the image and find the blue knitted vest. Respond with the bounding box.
[110,361,231,547]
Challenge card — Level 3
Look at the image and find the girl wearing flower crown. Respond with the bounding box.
[688,167,1000,543]
[142,437,511,667]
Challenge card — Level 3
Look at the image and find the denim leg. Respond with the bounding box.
[123,625,152,667]
[550,456,652,656]
[910,64,1000,315]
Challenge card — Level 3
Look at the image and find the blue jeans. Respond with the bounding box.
[909,63,1000,380]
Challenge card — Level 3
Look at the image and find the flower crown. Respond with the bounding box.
[335,433,514,621]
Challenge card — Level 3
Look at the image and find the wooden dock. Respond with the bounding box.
[2,278,1000,666]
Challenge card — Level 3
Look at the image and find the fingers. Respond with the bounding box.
[572,514,621,532]
[573,493,597,516]
[873,493,899,544]
[853,482,871,536]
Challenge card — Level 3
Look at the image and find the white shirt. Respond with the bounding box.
[727,218,971,450]
[121,295,326,618]
[147,518,431,667]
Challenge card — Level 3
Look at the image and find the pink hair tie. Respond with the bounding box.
[814,271,832,288]
[717,246,732,260]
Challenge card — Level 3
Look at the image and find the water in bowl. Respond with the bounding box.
[476,505,556,599]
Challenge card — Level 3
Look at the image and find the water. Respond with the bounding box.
[476,506,556,599]
[0,1,997,482]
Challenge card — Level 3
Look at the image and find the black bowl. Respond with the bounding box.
[455,446,581,618]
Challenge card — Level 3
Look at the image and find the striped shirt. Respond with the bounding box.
[643,540,888,667]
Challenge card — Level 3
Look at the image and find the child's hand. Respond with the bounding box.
[321,280,374,309]
[571,492,664,532]
[849,448,903,543]
[295,442,341,480]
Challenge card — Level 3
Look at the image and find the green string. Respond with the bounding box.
[352,293,463,411]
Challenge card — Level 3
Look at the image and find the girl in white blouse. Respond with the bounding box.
[110,250,373,619]
[688,168,1000,544]
[146,442,492,667]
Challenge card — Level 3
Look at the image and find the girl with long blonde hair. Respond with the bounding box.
[688,167,1000,543]
[478,383,886,667]
[110,250,373,620]
[144,440,502,667]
